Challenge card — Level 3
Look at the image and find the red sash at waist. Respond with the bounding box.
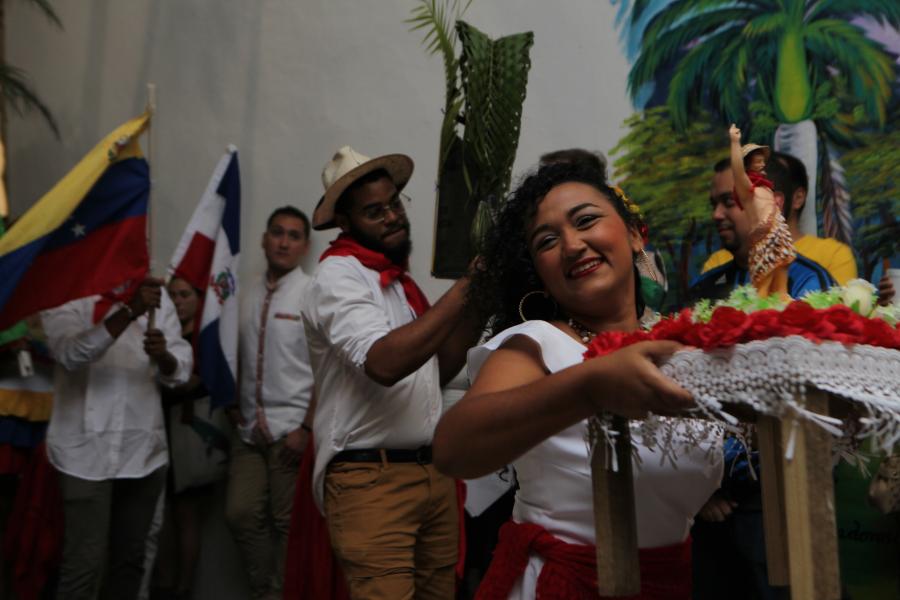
[475,521,691,600]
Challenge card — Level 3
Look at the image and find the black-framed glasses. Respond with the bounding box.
[360,193,410,223]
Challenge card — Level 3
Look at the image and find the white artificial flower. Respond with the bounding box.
[841,278,877,316]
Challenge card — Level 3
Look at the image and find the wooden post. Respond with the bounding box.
[780,390,840,599]
[757,416,790,585]
[591,416,640,596]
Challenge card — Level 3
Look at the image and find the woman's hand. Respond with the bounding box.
[585,340,694,418]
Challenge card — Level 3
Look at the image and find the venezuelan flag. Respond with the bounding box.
[0,113,151,329]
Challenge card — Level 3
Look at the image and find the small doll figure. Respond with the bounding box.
[729,124,794,298]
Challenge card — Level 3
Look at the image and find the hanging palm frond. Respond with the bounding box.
[407,0,471,168]
[819,137,854,245]
[457,21,533,204]
[410,4,533,277]
[0,64,59,137]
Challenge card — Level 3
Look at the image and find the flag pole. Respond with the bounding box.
[146,83,157,328]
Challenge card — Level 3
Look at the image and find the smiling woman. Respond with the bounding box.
[432,161,721,600]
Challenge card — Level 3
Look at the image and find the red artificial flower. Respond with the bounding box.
[584,330,650,359]
[746,309,782,339]
[821,305,865,343]
[582,300,900,361]
[859,318,900,349]
[779,301,818,336]
[650,310,695,344]
[702,306,751,347]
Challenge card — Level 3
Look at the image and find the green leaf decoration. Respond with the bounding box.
[457,21,534,207]
[406,0,471,170]
[411,2,534,277]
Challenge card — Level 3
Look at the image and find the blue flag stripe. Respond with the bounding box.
[217,155,241,256]
[43,158,149,252]
[199,318,237,410]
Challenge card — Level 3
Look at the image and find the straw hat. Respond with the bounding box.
[313,146,414,230]
[741,143,771,161]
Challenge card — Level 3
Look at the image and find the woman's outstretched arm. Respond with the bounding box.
[432,336,693,479]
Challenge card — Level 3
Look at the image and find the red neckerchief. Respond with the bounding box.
[92,276,145,324]
[319,233,430,317]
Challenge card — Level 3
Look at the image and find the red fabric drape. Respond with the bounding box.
[2,443,63,600]
[283,435,350,600]
[475,521,691,600]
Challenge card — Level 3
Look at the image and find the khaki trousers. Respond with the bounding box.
[324,460,458,600]
[224,433,298,600]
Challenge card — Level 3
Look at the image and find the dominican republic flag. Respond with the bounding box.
[168,147,240,410]
[0,113,151,330]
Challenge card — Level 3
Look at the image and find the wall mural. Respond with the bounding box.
[609,0,900,310]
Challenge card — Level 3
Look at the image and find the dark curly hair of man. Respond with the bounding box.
[469,161,645,337]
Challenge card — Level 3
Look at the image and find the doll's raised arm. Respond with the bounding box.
[729,124,752,207]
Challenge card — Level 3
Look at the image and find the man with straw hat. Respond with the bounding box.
[301,146,482,598]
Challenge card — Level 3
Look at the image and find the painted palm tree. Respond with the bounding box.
[840,116,900,278]
[623,0,900,244]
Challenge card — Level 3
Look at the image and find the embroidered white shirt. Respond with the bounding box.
[303,255,441,510]
[238,266,314,444]
[41,292,192,480]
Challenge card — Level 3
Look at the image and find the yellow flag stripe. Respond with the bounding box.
[0,112,150,256]
[0,389,52,421]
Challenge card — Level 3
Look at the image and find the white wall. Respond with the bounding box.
[7,0,633,301]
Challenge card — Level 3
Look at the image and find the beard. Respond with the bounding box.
[349,222,412,265]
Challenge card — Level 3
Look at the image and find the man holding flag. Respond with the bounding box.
[41,277,191,599]
[0,113,193,599]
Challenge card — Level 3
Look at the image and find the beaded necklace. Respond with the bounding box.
[567,318,596,344]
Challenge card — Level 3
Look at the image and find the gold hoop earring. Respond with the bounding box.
[638,248,661,285]
[518,290,557,322]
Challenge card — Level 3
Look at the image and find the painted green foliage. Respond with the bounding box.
[611,107,725,306]
[627,0,899,129]
[840,127,900,278]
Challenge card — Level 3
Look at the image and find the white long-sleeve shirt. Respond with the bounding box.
[237,267,314,444]
[303,255,441,510]
[41,292,192,480]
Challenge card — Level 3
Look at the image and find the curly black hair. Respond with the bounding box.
[469,161,645,337]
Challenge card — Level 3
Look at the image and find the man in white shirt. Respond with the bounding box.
[225,206,315,600]
[41,277,192,600]
[303,146,482,599]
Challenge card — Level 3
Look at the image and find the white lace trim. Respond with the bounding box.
[590,336,900,470]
